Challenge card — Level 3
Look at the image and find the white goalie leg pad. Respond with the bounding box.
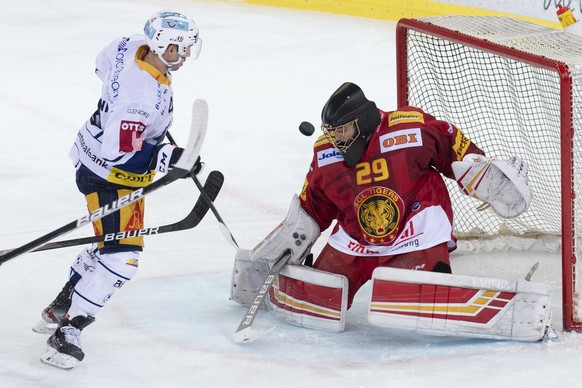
[452,153,532,218]
[230,249,271,306]
[368,267,552,342]
[249,194,320,265]
[266,265,348,332]
[68,250,139,317]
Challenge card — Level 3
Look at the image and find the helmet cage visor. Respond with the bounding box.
[321,119,361,153]
[144,12,202,61]
[182,37,202,60]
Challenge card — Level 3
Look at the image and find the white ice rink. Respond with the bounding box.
[1,0,582,387]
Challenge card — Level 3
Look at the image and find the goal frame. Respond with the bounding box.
[395,17,578,332]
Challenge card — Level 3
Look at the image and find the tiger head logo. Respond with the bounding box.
[355,187,403,244]
[361,199,397,235]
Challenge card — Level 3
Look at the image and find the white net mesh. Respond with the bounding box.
[400,15,582,329]
[404,16,582,239]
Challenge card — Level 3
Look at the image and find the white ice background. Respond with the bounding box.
[1,0,581,387]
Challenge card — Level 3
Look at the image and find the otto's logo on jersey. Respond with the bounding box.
[317,148,344,167]
[119,120,146,152]
[354,187,404,245]
[379,128,422,153]
[120,120,146,132]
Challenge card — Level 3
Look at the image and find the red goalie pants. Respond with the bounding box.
[313,242,450,308]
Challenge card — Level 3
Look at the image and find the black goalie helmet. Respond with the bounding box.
[321,82,381,166]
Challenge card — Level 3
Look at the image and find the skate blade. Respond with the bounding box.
[40,345,77,369]
[32,320,57,334]
[543,326,559,342]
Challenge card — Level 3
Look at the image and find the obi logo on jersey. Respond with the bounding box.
[119,120,146,152]
[379,128,422,153]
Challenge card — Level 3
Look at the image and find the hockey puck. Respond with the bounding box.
[299,121,315,137]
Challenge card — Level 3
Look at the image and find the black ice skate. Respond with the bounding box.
[32,281,74,334]
[40,315,95,369]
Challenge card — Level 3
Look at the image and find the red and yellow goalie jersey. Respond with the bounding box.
[300,106,484,257]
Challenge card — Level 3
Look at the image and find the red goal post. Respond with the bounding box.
[396,16,582,332]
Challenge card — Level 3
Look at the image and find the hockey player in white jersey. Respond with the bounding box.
[37,11,203,369]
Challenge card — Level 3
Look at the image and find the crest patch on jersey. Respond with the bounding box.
[119,120,146,152]
[124,199,144,231]
[379,128,422,153]
[355,187,404,245]
[317,148,344,167]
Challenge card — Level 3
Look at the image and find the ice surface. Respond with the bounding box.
[1,1,581,387]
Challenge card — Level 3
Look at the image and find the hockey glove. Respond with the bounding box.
[150,144,180,174]
[452,153,532,218]
[191,156,204,176]
[168,148,204,178]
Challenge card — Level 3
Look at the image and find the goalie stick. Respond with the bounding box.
[165,131,240,249]
[11,170,224,253]
[233,250,291,344]
[0,99,208,266]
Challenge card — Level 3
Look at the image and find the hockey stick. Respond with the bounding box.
[165,131,240,249]
[233,250,291,344]
[0,99,208,266]
[14,170,224,253]
[525,261,540,281]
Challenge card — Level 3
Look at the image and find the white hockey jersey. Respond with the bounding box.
[69,34,176,188]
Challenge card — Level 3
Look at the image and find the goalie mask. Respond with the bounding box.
[144,11,202,67]
[321,82,381,167]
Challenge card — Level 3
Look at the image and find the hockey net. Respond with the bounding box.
[396,15,582,332]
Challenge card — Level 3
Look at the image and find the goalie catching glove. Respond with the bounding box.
[452,153,532,218]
